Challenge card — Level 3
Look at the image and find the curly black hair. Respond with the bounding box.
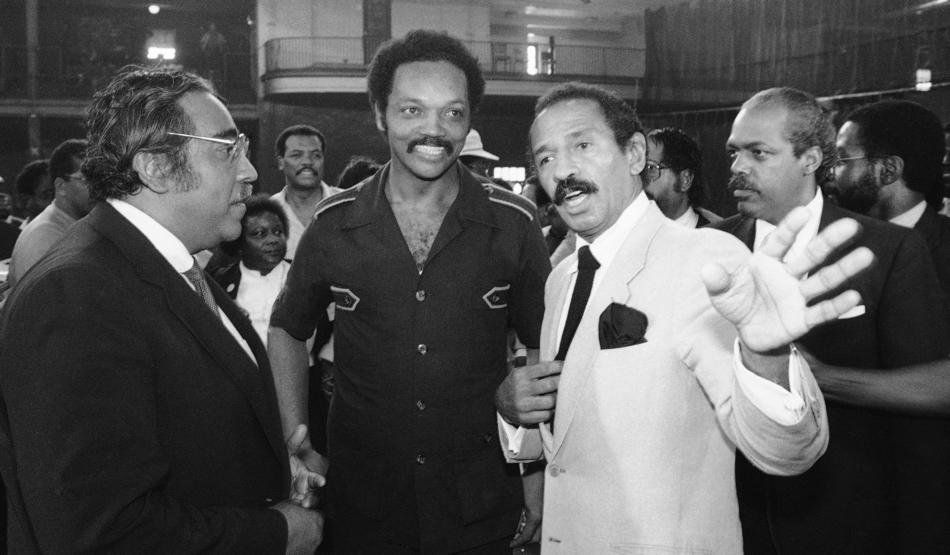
[83,65,216,201]
[846,99,945,209]
[367,29,484,118]
[647,127,705,207]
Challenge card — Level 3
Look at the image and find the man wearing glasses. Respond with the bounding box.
[7,139,91,288]
[711,86,950,554]
[0,66,323,553]
[643,127,721,227]
[831,99,950,321]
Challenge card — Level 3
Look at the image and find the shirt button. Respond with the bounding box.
[417,344,428,355]
[416,399,426,410]
[549,464,561,477]
[416,453,426,465]
[415,290,427,301]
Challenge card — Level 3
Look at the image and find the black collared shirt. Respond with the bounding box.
[270,162,549,550]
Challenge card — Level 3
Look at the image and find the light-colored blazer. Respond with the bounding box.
[502,204,827,554]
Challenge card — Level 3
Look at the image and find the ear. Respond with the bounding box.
[132,151,174,194]
[53,176,67,193]
[678,169,694,191]
[373,103,387,134]
[800,145,822,176]
[625,132,647,176]
[276,154,285,171]
[877,155,903,186]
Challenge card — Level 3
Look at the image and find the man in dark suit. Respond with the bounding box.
[712,86,950,554]
[831,99,950,322]
[0,66,322,553]
[0,221,17,261]
[644,127,721,227]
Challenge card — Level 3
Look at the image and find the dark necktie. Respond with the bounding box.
[182,258,219,316]
[555,245,600,361]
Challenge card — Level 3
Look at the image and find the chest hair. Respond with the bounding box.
[392,204,448,273]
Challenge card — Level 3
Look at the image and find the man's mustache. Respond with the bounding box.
[408,137,454,153]
[728,173,756,192]
[296,166,317,175]
[554,176,598,205]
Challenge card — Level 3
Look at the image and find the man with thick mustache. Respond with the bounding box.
[271,124,342,259]
[494,81,878,553]
[268,30,550,553]
[711,87,950,554]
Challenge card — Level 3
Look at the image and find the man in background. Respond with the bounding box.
[832,99,950,320]
[644,127,720,227]
[7,139,91,287]
[12,159,52,227]
[271,124,341,259]
[460,128,499,181]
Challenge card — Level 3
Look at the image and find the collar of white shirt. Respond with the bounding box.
[572,191,651,274]
[753,190,823,261]
[890,200,927,229]
[674,205,699,228]
[107,198,257,363]
[107,198,193,272]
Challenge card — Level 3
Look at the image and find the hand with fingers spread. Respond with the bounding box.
[702,206,875,354]
[286,423,327,509]
[495,361,563,426]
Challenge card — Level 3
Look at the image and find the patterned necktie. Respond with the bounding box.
[555,245,600,361]
[182,258,219,316]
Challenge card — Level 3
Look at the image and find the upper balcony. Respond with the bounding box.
[0,43,256,118]
[261,37,643,100]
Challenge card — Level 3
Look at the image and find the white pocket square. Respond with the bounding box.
[837,304,866,319]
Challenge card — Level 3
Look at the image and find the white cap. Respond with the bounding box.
[460,129,499,161]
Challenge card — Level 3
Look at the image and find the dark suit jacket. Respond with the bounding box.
[210,259,332,456]
[914,206,950,322]
[712,204,950,554]
[695,210,711,228]
[0,221,18,261]
[0,203,291,553]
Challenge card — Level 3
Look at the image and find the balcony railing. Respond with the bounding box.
[264,37,644,81]
[0,44,255,104]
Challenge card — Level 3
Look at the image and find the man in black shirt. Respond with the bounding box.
[268,30,550,553]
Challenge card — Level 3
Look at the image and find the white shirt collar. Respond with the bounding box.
[107,198,194,273]
[674,205,699,228]
[890,200,927,229]
[239,260,288,282]
[574,191,651,273]
[754,190,823,260]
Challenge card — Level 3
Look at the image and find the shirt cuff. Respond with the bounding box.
[733,339,807,426]
[498,413,526,457]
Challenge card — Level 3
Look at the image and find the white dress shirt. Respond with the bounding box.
[107,199,256,364]
[673,205,700,228]
[890,199,927,229]
[236,260,291,345]
[271,183,342,259]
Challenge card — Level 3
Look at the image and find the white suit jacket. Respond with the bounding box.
[501,204,828,554]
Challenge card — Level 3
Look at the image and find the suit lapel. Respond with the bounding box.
[548,205,663,458]
[88,204,288,466]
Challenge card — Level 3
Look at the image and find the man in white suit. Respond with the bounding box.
[496,82,872,553]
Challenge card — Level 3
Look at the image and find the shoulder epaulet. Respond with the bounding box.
[482,183,536,222]
[313,185,360,219]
